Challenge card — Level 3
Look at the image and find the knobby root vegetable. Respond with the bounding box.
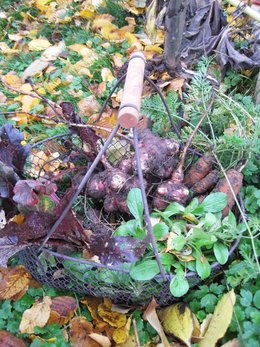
[213,169,243,216]
[184,153,215,188]
[153,181,190,210]
[191,170,219,196]
[134,129,179,178]
[86,169,147,213]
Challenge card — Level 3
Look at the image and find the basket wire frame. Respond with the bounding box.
[19,74,243,306]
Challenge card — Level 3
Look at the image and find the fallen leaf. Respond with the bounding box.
[89,333,111,347]
[0,42,18,54]
[199,290,236,347]
[21,95,40,113]
[70,316,100,347]
[0,330,27,347]
[0,265,31,299]
[28,38,51,51]
[0,210,6,229]
[19,296,52,334]
[101,68,115,83]
[0,237,27,268]
[221,339,239,347]
[143,298,171,347]
[0,91,7,103]
[145,0,157,42]
[2,74,23,88]
[22,60,49,81]
[98,299,127,328]
[48,296,77,326]
[77,95,101,116]
[158,303,194,347]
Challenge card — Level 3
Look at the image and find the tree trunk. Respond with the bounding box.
[164,0,188,72]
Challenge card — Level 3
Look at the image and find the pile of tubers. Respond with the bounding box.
[86,129,243,216]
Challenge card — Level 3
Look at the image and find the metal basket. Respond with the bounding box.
[18,75,243,307]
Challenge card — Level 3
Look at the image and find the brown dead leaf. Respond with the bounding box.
[19,296,52,334]
[88,110,117,138]
[48,296,77,326]
[0,265,31,300]
[81,296,103,322]
[143,298,171,347]
[89,333,111,347]
[0,330,27,347]
[77,95,101,116]
[89,82,106,97]
[70,316,100,347]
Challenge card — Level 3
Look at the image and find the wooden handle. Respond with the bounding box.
[118,52,146,128]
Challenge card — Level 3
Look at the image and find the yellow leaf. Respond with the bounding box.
[21,95,40,113]
[145,0,157,42]
[0,265,31,300]
[143,298,171,347]
[158,303,194,347]
[98,301,127,328]
[35,0,52,12]
[28,38,51,51]
[79,8,95,19]
[2,74,22,88]
[10,213,26,225]
[11,112,28,125]
[125,33,143,50]
[19,296,52,334]
[101,68,115,83]
[199,290,236,347]
[112,327,127,344]
[0,42,18,54]
[45,78,61,92]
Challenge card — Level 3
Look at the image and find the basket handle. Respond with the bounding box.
[118,52,146,128]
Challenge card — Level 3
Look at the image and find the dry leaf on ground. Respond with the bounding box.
[0,265,31,300]
[77,95,101,116]
[143,298,171,347]
[199,290,236,347]
[70,316,100,347]
[48,296,78,326]
[158,303,194,347]
[19,296,52,334]
[0,330,27,347]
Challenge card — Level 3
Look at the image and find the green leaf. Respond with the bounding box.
[189,227,217,248]
[164,202,185,217]
[253,290,260,309]
[172,235,186,251]
[160,253,174,266]
[114,219,146,239]
[127,188,144,227]
[213,242,229,265]
[201,192,228,213]
[195,254,211,279]
[240,289,253,307]
[130,260,160,281]
[200,294,218,313]
[153,223,169,240]
[170,269,189,297]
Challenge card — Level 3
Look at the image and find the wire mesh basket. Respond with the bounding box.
[17,56,243,307]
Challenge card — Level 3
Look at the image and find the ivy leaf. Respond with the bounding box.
[130,259,160,281]
[201,192,228,213]
[213,242,229,265]
[170,269,189,297]
[127,188,144,227]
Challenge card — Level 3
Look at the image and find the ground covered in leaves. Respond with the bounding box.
[0,0,260,346]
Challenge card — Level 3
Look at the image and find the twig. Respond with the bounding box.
[1,110,59,123]
[68,123,133,142]
[132,319,141,347]
[27,78,64,120]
